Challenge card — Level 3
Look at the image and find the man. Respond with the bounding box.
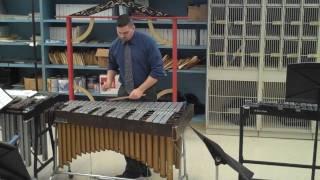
[102,14,165,178]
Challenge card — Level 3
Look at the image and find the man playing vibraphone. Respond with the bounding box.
[102,14,165,178]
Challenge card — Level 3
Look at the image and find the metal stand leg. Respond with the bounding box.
[311,120,319,180]
[215,165,219,180]
[50,125,57,180]
[33,116,39,178]
[178,132,188,180]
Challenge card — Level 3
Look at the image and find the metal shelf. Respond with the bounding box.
[43,19,207,25]
[46,64,205,73]
[44,42,207,50]
[0,19,40,23]
[44,42,113,48]
[0,41,39,46]
[46,64,106,70]
[0,63,42,68]
[167,66,206,74]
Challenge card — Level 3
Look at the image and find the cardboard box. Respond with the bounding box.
[24,77,43,90]
[188,4,208,21]
[95,48,109,67]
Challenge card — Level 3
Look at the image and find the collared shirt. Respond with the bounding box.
[108,31,165,88]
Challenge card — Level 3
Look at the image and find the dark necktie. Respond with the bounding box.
[124,42,134,94]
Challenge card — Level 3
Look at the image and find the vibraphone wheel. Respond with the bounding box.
[68,166,74,179]
[68,174,74,179]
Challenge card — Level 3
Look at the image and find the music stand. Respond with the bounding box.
[0,140,31,180]
[285,62,320,180]
[286,63,320,104]
[191,127,254,180]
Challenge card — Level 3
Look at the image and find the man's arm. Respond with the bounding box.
[129,76,157,99]
[103,47,118,90]
[105,70,117,88]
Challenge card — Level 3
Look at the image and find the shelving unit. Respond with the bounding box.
[206,0,320,138]
[0,0,41,90]
[0,0,208,105]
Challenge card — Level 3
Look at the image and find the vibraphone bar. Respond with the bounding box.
[0,92,62,177]
[54,100,194,180]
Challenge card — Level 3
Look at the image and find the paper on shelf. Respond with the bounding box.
[5,89,37,98]
[0,88,13,110]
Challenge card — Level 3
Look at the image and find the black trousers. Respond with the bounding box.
[118,85,156,174]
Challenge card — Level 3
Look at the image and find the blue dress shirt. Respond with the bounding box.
[108,31,165,88]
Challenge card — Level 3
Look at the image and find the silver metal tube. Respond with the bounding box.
[5,113,10,141]
[17,115,25,161]
[41,112,48,161]
[24,118,32,166]
[0,113,5,141]
[9,114,15,139]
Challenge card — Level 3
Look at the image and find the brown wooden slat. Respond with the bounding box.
[153,135,159,173]
[66,123,72,162]
[104,128,109,150]
[90,127,95,152]
[166,137,174,180]
[57,123,63,167]
[159,136,166,178]
[147,134,153,167]
[124,131,129,156]
[119,130,124,154]
[134,133,140,161]
[85,126,90,153]
[80,126,85,154]
[174,138,182,169]
[113,130,119,152]
[75,125,81,155]
[129,131,135,158]
[95,128,100,151]
[109,129,114,150]
[141,134,147,163]
[71,124,76,159]
[99,128,105,150]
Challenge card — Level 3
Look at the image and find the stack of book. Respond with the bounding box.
[48,49,96,65]
[162,55,201,70]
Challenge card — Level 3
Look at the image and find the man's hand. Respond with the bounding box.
[129,88,144,99]
[102,81,112,91]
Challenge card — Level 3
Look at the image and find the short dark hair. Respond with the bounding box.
[117,14,133,27]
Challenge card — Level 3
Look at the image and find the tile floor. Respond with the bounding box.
[25,121,320,180]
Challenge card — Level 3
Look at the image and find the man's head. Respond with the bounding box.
[116,14,135,42]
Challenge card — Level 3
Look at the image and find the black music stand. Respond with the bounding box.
[191,127,254,180]
[0,136,31,180]
[285,62,320,180]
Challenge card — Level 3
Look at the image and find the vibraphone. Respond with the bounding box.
[0,92,62,177]
[239,101,320,180]
[54,100,194,180]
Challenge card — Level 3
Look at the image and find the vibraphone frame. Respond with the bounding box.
[50,101,194,180]
[239,102,320,180]
[0,93,62,178]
